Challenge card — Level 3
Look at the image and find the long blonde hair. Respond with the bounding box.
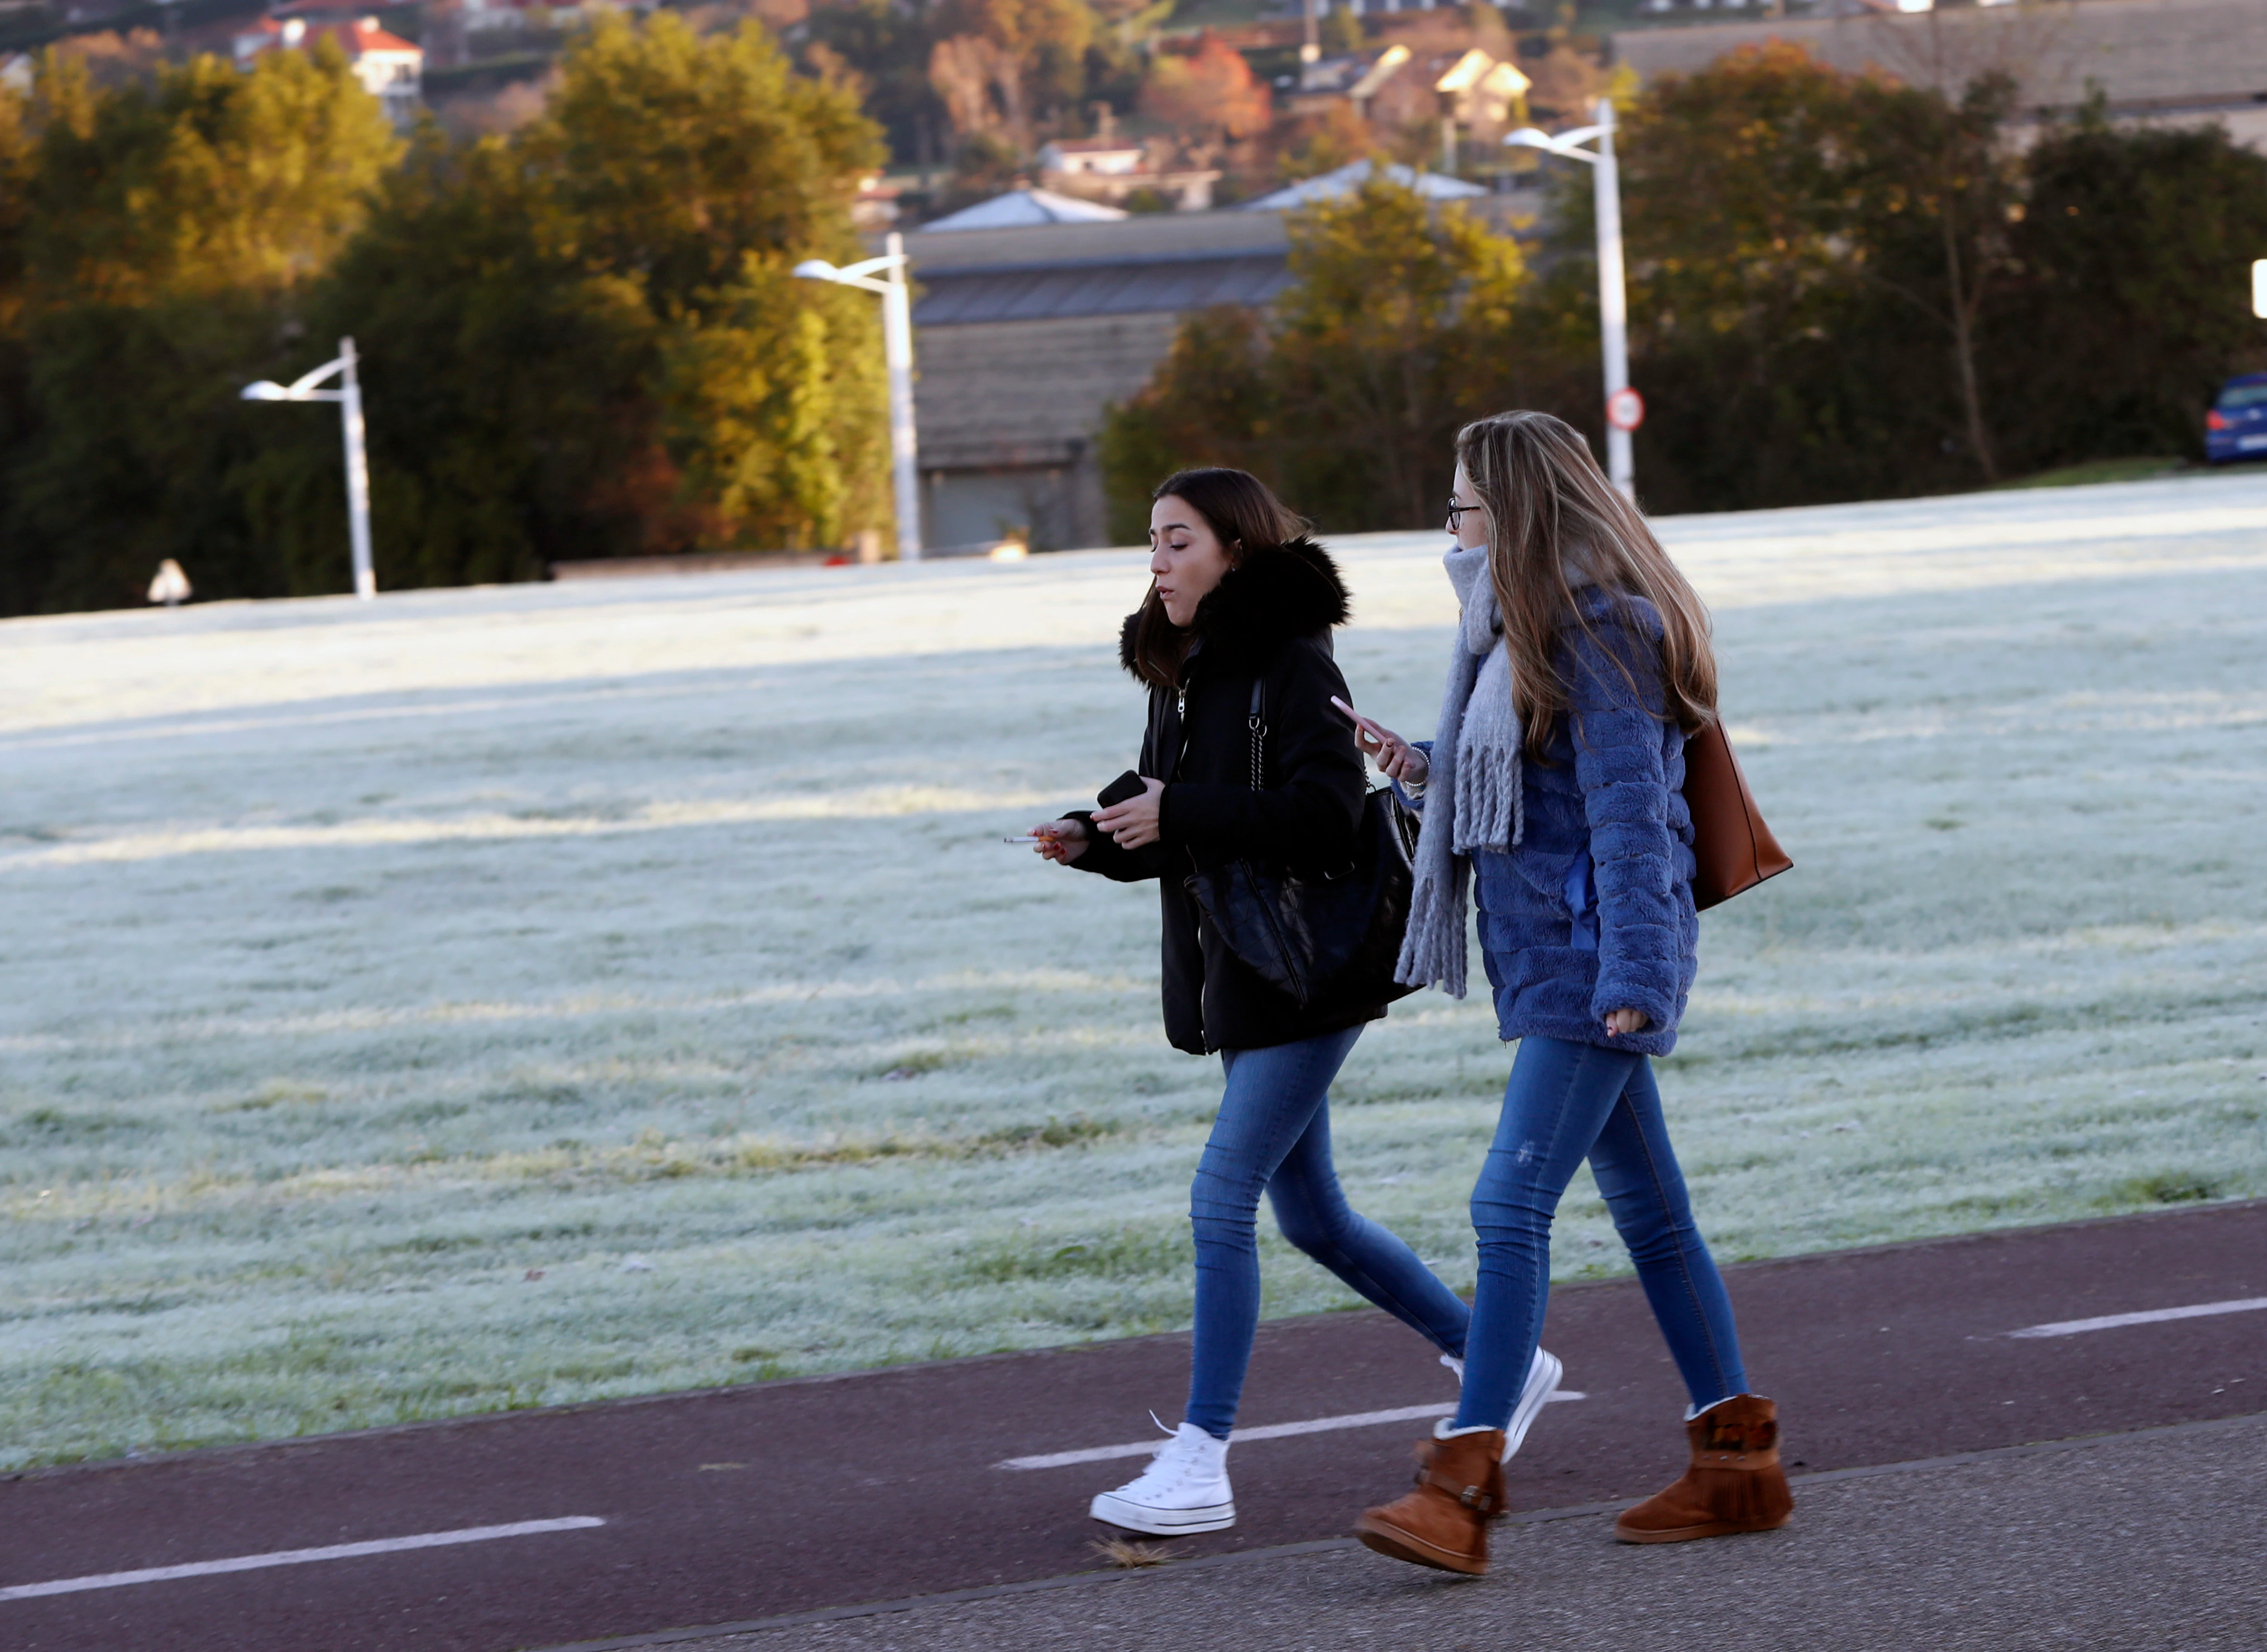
[1455,410,1716,758]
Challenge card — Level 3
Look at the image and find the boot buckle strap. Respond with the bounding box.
[1420,1469,1496,1512]
[1699,1447,1781,1469]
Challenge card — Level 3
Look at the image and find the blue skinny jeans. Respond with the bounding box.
[1453,1033,1748,1431]
[1185,1026,1472,1439]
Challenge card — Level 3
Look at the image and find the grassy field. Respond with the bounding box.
[3,472,2265,1469]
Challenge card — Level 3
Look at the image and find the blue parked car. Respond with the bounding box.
[2206,372,2267,464]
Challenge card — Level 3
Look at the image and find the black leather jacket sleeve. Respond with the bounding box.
[1065,691,1171,883]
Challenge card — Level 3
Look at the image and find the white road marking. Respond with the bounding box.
[0,1516,606,1603]
[997,1392,1586,1471]
[2007,1296,2267,1339]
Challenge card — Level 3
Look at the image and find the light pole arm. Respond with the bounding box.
[1507,100,1636,499]
[286,356,351,398]
[792,253,906,297]
[240,337,379,598]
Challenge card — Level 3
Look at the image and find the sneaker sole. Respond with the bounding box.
[1088,1492,1235,1536]
[1502,1348,1563,1462]
[1352,1515,1486,1576]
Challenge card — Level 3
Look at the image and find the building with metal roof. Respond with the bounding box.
[917,188,1130,233]
[903,211,1294,553]
[1240,159,1487,212]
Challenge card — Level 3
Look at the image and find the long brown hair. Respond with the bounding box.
[1455,411,1716,756]
[1126,468,1309,688]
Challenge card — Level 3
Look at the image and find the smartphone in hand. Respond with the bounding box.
[1330,695,1389,743]
[1096,770,1146,808]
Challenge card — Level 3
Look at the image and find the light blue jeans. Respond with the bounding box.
[1185,1026,1472,1439]
[1453,1034,1749,1431]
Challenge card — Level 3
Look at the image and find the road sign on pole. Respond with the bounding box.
[1606,387,1646,434]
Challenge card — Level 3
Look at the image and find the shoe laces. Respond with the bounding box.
[1121,1415,1212,1495]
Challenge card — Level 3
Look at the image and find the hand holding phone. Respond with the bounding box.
[1332,696,1427,784]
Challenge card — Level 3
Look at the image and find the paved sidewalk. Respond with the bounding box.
[652,1415,2267,1652]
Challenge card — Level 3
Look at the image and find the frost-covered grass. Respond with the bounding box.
[3,472,2264,1469]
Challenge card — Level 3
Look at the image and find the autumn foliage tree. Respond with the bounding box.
[1101,180,1545,537]
[1139,31,1271,149]
[0,13,896,614]
[1586,42,2267,509]
[0,46,399,614]
[927,0,1096,149]
[1107,44,2267,531]
[1989,104,2267,472]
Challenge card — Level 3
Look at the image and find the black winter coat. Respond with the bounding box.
[1070,539,1386,1055]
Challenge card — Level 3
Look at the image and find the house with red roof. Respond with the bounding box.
[233,13,422,126]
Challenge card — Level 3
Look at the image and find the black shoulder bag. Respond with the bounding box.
[1183,679,1422,1013]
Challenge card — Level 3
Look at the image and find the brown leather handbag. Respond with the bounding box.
[1682,717,1791,911]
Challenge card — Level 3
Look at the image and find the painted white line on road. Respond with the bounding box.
[997,1392,1587,1471]
[0,1516,607,1603]
[2008,1296,2267,1339]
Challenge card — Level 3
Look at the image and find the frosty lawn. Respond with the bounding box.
[3,472,2264,1469]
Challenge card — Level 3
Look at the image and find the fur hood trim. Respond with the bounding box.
[1117,537,1351,682]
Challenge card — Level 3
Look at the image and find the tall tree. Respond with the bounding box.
[927,0,1096,149]
[1269,179,1527,527]
[0,46,399,615]
[1565,41,1999,510]
[1992,106,2267,469]
[1100,180,1542,535]
[1842,70,2022,481]
[1139,32,1270,151]
[267,13,893,586]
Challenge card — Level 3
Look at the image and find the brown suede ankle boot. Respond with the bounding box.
[1352,1425,1507,1574]
[1614,1394,1795,1544]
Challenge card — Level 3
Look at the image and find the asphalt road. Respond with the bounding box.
[673,1416,2267,1652]
[3,1201,2262,1652]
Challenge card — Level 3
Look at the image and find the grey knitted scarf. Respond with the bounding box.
[1394,543,1523,998]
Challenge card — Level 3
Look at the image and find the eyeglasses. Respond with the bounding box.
[1445,499,1480,531]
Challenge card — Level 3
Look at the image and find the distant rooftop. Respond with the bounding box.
[917,188,1130,233]
[1240,159,1488,212]
[901,208,1293,327]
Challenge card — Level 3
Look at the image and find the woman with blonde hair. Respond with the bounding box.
[1338,412,1792,1575]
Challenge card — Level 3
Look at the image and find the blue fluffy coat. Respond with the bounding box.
[1408,593,1698,1056]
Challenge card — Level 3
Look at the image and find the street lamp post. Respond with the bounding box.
[242,338,376,600]
[794,231,923,562]
[1508,98,1639,499]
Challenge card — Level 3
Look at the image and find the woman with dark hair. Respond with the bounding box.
[1339,412,1791,1576]
[1022,467,1560,1538]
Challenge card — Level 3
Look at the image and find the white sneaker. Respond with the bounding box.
[1439,1345,1565,1461]
[1089,1421,1235,1535]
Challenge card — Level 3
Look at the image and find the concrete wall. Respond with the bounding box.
[912,312,1185,550]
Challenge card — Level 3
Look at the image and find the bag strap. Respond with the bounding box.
[1246,678,1266,792]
